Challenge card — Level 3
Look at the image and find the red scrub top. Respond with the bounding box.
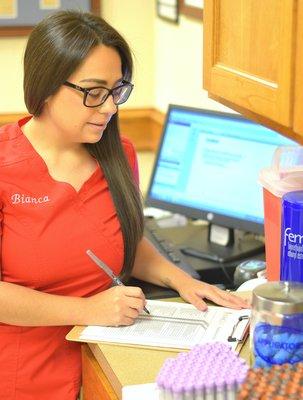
[0,116,139,400]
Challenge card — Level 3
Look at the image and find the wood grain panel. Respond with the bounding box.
[119,108,163,151]
[0,108,164,151]
[203,0,296,126]
[82,345,119,400]
[0,113,26,126]
[218,0,279,81]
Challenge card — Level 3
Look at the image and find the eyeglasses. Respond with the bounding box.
[63,80,134,107]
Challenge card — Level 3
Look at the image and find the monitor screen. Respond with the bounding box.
[145,105,297,235]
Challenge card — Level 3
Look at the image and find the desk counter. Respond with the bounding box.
[80,292,252,400]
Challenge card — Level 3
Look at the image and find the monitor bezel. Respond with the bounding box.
[145,104,265,235]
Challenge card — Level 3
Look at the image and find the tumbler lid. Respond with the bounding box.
[259,146,303,197]
[252,281,303,313]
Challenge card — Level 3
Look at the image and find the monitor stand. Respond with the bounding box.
[181,223,264,264]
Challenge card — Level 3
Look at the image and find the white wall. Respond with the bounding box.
[104,1,234,114]
[0,37,27,112]
[0,0,233,114]
[154,14,233,113]
[102,0,155,109]
[0,0,156,114]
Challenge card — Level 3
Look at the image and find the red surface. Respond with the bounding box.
[0,117,138,399]
[263,188,281,281]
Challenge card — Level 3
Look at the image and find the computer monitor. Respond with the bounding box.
[145,104,297,263]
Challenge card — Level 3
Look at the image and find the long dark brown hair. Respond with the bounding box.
[23,10,144,280]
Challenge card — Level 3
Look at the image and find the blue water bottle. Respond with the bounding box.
[280,190,303,282]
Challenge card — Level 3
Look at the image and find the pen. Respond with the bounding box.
[86,249,150,315]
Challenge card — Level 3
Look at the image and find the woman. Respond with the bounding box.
[0,10,248,399]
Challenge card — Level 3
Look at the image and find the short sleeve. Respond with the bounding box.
[121,137,140,186]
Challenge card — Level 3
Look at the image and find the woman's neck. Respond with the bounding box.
[22,115,83,155]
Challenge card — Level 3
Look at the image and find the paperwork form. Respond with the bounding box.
[79,300,250,351]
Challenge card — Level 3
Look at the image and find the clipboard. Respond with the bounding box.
[66,300,251,353]
[66,325,249,355]
[67,326,192,353]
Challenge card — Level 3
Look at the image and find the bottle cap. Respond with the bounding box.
[283,190,303,209]
[253,281,303,313]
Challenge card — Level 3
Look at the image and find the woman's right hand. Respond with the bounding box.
[83,286,147,327]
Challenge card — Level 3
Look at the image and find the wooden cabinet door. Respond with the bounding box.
[294,0,303,135]
[203,0,296,127]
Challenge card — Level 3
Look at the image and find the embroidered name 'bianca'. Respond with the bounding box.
[11,193,50,204]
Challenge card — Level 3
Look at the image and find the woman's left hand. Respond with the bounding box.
[177,276,250,311]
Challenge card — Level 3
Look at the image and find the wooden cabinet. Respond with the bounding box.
[203,0,303,140]
[81,345,118,400]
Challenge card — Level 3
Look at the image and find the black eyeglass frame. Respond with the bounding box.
[63,80,134,107]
